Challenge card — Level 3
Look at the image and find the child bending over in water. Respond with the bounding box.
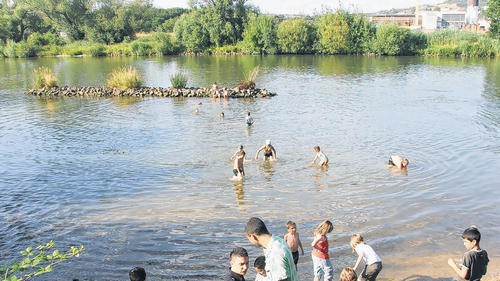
[312,146,328,167]
[311,220,334,281]
[350,234,382,281]
[284,221,304,270]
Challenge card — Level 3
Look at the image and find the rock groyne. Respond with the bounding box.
[27,86,276,98]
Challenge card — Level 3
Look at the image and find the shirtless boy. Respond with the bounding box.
[284,221,304,270]
[311,146,328,167]
[255,140,276,161]
[233,149,246,178]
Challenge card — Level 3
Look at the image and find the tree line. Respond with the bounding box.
[0,0,498,58]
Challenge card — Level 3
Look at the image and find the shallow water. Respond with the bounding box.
[0,55,499,280]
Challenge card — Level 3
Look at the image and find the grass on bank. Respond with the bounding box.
[107,66,143,89]
[33,66,58,89]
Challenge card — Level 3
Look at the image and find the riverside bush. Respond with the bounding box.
[170,73,188,88]
[153,33,176,55]
[130,41,153,56]
[277,18,316,54]
[16,41,39,58]
[86,45,107,57]
[33,67,58,89]
[424,30,498,57]
[27,32,66,47]
[316,12,350,54]
[372,24,426,55]
[4,40,17,58]
[241,15,278,54]
[107,66,143,89]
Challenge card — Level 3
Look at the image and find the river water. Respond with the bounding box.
[0,56,499,281]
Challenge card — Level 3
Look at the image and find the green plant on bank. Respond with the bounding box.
[423,30,499,57]
[33,67,58,89]
[107,66,143,89]
[85,44,107,57]
[170,72,188,88]
[237,65,259,90]
[0,241,84,281]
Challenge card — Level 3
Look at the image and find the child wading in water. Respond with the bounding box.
[350,234,382,281]
[283,221,304,270]
[311,220,334,281]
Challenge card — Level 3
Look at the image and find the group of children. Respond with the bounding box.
[125,222,488,281]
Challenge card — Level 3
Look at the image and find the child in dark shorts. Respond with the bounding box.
[448,226,489,281]
[284,221,304,270]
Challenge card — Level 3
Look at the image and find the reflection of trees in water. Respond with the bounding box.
[110,97,140,107]
[479,59,500,134]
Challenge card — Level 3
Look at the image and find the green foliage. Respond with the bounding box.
[151,8,188,31]
[159,17,178,33]
[4,40,17,58]
[85,45,107,57]
[316,12,350,54]
[0,41,4,58]
[27,32,65,47]
[424,30,498,57]
[130,41,153,56]
[0,241,84,281]
[486,0,500,38]
[372,24,426,55]
[170,73,188,88]
[316,11,375,54]
[210,43,243,53]
[241,15,278,54]
[153,33,177,55]
[107,43,133,56]
[277,18,316,54]
[85,5,135,44]
[33,66,58,88]
[174,11,211,52]
[107,66,143,89]
[16,41,39,58]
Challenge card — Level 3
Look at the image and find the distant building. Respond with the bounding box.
[369,14,416,27]
[465,0,480,24]
[441,11,466,29]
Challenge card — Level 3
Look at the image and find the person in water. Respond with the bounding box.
[246,112,254,126]
[212,82,220,98]
[311,146,328,167]
[232,148,246,179]
[255,140,276,161]
[220,112,225,118]
[388,155,409,169]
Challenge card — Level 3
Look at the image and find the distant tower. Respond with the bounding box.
[466,0,479,25]
[414,0,420,26]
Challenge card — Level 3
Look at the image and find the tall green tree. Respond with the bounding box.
[241,14,278,54]
[316,12,350,54]
[486,0,500,38]
[277,18,316,54]
[25,0,93,40]
[174,10,210,52]
[0,1,51,42]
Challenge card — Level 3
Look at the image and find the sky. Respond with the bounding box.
[153,0,446,14]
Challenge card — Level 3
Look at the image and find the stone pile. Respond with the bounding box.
[27,86,276,98]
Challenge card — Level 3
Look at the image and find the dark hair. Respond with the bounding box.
[245,217,270,235]
[286,221,296,228]
[129,267,146,281]
[254,256,266,269]
[230,247,249,260]
[314,146,320,151]
[239,145,244,149]
[462,226,481,243]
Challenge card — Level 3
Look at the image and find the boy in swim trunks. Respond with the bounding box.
[255,140,276,161]
[246,112,254,126]
[233,149,246,178]
[284,221,304,270]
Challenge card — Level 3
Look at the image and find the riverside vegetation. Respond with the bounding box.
[0,0,499,59]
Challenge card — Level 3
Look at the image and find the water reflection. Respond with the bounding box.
[233,181,245,205]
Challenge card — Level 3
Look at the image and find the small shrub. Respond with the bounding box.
[0,42,4,58]
[108,43,133,56]
[16,41,39,58]
[107,66,143,89]
[28,32,65,47]
[86,45,107,57]
[130,41,153,56]
[153,33,176,55]
[4,40,17,58]
[170,72,188,88]
[33,67,58,89]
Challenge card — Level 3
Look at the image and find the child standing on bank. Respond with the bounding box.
[448,226,489,281]
[284,221,304,270]
[350,234,382,281]
[311,220,334,281]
